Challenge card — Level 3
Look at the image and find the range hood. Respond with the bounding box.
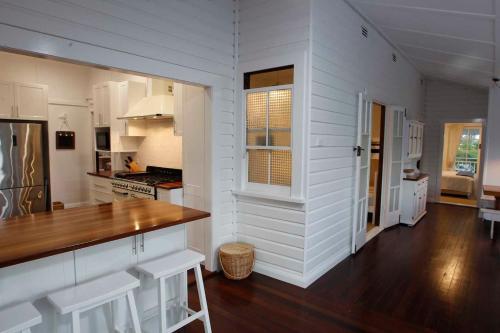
[118,78,174,120]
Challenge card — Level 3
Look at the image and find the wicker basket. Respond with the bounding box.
[219,242,255,280]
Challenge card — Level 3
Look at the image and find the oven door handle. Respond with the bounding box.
[112,189,129,196]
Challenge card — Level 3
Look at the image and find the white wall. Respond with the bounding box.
[235,0,310,286]
[0,0,236,271]
[136,119,182,169]
[421,79,488,201]
[304,0,423,285]
[0,51,93,207]
[484,87,500,185]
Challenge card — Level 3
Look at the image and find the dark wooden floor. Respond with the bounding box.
[183,204,500,333]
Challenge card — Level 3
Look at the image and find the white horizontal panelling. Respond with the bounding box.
[0,0,237,271]
[236,0,310,281]
[304,0,422,282]
[421,79,488,201]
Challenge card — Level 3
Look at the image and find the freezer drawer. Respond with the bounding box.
[0,185,47,219]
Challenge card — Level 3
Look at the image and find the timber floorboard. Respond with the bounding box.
[182,204,499,332]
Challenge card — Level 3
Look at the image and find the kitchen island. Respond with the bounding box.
[0,199,209,332]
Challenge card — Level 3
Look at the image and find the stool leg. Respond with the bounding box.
[194,264,212,333]
[159,277,167,333]
[491,220,495,240]
[72,311,81,333]
[126,291,142,333]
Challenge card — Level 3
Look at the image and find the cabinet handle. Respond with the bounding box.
[132,235,137,255]
[11,106,14,117]
[125,122,128,135]
[140,234,145,252]
[16,106,19,117]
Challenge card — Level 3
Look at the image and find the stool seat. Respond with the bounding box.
[136,249,205,280]
[47,272,142,333]
[48,271,139,314]
[0,302,41,333]
[480,208,500,239]
[135,249,211,333]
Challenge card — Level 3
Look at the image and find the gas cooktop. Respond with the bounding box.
[114,166,182,186]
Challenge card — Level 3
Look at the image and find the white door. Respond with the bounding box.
[384,106,405,228]
[0,81,15,119]
[182,84,208,255]
[352,92,372,253]
[15,83,48,120]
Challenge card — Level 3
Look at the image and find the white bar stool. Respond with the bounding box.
[0,302,42,333]
[136,249,212,333]
[47,271,142,333]
[480,208,500,239]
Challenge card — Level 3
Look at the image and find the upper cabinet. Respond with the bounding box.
[117,81,147,137]
[405,120,424,160]
[0,81,48,120]
[93,82,113,127]
[173,82,183,136]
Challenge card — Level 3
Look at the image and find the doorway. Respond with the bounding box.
[439,122,483,207]
[367,103,385,235]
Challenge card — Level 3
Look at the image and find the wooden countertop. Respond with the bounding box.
[0,199,210,268]
[87,171,183,189]
[483,185,500,197]
[87,170,117,178]
[156,182,183,190]
[403,173,429,181]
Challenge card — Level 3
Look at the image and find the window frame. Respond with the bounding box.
[236,52,308,202]
[244,84,294,196]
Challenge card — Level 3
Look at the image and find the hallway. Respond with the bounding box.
[186,204,500,332]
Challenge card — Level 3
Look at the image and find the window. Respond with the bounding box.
[244,66,293,191]
[455,127,481,173]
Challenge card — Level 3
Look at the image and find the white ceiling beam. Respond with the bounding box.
[349,0,495,20]
[494,0,500,77]
[409,57,493,76]
[398,43,494,63]
[379,25,495,46]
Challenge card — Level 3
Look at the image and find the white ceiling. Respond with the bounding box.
[346,0,498,88]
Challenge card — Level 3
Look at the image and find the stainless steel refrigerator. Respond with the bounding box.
[0,122,49,219]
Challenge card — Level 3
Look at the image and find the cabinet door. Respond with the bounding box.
[100,83,111,126]
[15,83,48,120]
[173,82,183,136]
[74,236,137,283]
[93,85,102,126]
[137,224,186,264]
[0,81,15,119]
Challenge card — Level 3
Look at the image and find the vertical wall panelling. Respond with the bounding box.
[0,0,237,271]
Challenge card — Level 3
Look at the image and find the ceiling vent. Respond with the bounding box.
[392,53,397,62]
[361,26,368,38]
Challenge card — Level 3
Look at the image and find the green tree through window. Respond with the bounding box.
[455,127,480,173]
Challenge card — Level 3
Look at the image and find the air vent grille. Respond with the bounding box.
[361,26,368,38]
[392,53,397,62]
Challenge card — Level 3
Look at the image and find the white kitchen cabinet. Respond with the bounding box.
[93,82,114,127]
[173,82,183,136]
[404,120,424,160]
[0,81,48,120]
[88,175,113,204]
[117,81,147,136]
[15,82,48,120]
[401,175,428,226]
[157,187,183,205]
[0,81,15,119]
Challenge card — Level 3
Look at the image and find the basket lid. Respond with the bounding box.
[220,242,254,255]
